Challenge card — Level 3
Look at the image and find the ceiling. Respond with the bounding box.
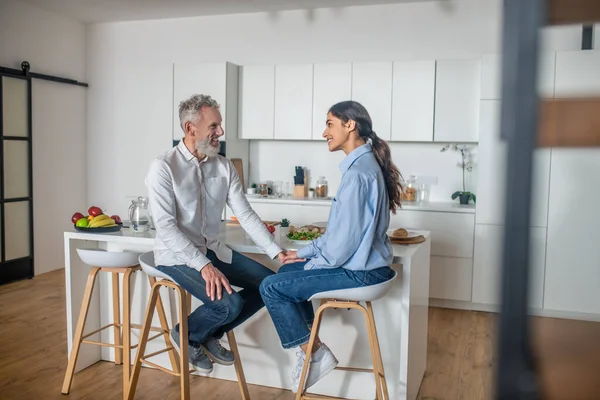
[17,0,434,23]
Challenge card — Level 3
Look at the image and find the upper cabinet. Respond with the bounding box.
[351,62,393,141]
[173,62,237,141]
[274,64,313,140]
[480,53,556,100]
[312,63,352,141]
[239,65,275,140]
[554,50,600,98]
[434,59,481,143]
[391,60,436,142]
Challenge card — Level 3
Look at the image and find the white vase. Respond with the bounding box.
[279,226,290,239]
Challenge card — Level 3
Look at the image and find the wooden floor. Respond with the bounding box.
[0,270,598,400]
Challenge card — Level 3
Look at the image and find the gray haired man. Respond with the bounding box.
[146,94,286,372]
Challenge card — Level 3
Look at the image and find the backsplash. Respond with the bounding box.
[248,140,479,203]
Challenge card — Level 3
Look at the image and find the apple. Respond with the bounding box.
[75,218,89,228]
[111,215,122,224]
[88,206,103,217]
[71,212,85,224]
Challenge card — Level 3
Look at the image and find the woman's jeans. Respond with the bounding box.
[259,262,393,349]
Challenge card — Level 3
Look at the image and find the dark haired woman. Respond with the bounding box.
[259,100,404,393]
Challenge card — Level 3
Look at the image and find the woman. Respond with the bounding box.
[259,100,404,393]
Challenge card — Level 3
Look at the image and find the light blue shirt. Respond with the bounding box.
[297,144,393,271]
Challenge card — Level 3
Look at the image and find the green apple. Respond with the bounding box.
[76,218,89,228]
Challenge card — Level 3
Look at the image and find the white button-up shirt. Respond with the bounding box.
[146,140,282,271]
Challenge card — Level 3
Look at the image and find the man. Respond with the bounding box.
[146,94,285,373]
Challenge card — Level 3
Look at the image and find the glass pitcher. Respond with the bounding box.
[128,196,150,232]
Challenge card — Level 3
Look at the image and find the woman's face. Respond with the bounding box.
[322,113,353,152]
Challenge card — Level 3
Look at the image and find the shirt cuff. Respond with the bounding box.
[189,256,212,272]
[265,242,283,260]
[297,245,316,259]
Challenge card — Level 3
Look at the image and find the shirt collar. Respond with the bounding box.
[339,143,372,173]
[177,138,208,164]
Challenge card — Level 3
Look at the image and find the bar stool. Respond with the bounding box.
[61,248,177,399]
[127,251,251,400]
[295,270,398,400]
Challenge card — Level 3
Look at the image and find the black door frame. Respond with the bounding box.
[0,62,88,285]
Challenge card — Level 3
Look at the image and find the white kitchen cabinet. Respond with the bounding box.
[274,64,313,140]
[239,65,275,139]
[480,53,556,100]
[475,100,551,227]
[434,58,481,143]
[430,257,473,302]
[544,149,600,315]
[391,60,436,142]
[472,224,546,309]
[351,62,393,140]
[173,62,239,141]
[312,63,352,141]
[555,50,600,98]
[390,210,475,258]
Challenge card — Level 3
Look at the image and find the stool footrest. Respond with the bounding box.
[130,323,168,334]
[82,339,123,348]
[142,346,175,360]
[81,323,118,340]
[334,366,374,373]
[303,394,349,400]
[140,358,180,377]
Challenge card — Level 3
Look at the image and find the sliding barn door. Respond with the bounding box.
[0,74,34,284]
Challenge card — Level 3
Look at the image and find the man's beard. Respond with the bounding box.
[195,138,220,158]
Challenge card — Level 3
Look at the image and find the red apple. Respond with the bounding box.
[111,215,122,224]
[88,206,103,217]
[71,212,85,224]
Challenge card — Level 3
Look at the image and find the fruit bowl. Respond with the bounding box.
[74,223,123,233]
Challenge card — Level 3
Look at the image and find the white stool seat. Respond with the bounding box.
[76,248,141,269]
[138,251,172,280]
[308,270,398,302]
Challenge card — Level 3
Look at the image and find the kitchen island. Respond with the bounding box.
[64,223,431,400]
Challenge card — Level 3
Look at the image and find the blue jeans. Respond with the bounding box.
[259,263,393,349]
[156,250,274,345]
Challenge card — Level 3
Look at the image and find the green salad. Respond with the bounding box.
[287,231,322,241]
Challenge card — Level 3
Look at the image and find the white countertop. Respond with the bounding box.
[245,195,475,214]
[65,223,430,261]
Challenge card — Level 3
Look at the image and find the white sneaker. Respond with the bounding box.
[291,343,338,393]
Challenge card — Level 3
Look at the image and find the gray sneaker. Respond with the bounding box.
[170,329,213,373]
[201,336,235,366]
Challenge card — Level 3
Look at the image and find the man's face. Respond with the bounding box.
[187,106,224,157]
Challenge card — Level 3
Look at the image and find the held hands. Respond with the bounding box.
[201,263,233,301]
[281,251,306,265]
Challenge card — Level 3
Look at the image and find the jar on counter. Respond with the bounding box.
[259,183,268,197]
[315,176,328,198]
[404,175,418,202]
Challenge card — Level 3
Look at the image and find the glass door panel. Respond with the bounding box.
[2,77,28,137]
[3,140,29,198]
[4,201,30,261]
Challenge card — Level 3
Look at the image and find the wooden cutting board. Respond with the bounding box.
[231,158,245,192]
[390,235,426,245]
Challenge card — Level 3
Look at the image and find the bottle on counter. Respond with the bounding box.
[404,175,418,202]
[315,176,328,198]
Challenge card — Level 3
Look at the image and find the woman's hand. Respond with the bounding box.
[281,251,307,264]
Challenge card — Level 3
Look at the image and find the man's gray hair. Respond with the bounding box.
[178,94,220,131]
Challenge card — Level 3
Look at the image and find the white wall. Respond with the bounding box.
[86,0,584,214]
[0,0,87,275]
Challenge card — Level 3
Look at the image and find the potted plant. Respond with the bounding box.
[280,218,290,238]
[441,144,476,205]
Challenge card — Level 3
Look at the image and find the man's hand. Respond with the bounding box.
[201,263,233,301]
[276,251,287,264]
[282,251,306,265]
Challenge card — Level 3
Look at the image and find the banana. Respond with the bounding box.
[89,217,116,228]
[90,214,110,223]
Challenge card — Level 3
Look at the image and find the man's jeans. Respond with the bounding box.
[259,262,393,349]
[156,250,274,345]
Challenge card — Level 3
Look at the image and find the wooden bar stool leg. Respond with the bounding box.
[148,276,180,373]
[360,305,383,400]
[61,267,101,394]
[122,268,134,399]
[296,300,328,400]
[367,302,389,400]
[176,287,191,400]
[227,331,251,400]
[126,282,161,400]
[112,271,123,365]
